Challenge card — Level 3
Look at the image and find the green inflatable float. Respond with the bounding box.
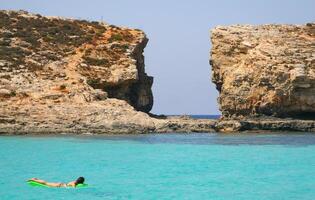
[27,180,88,188]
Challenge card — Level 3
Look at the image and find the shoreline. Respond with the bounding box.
[1,117,314,135]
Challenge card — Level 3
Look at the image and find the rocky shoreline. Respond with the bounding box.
[0,11,314,135]
[1,113,314,134]
[209,23,315,133]
[215,118,315,133]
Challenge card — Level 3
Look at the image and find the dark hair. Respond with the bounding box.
[74,177,85,186]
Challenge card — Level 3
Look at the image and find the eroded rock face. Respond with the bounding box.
[0,10,219,134]
[0,10,156,134]
[211,23,315,119]
[0,10,153,113]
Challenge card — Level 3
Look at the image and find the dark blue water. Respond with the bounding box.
[1,133,315,200]
[190,115,220,119]
[166,115,220,119]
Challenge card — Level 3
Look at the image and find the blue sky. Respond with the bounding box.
[1,0,315,115]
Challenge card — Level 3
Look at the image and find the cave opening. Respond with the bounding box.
[103,83,140,110]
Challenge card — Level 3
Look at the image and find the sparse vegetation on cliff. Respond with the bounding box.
[83,56,109,67]
[0,10,157,135]
[0,10,106,71]
[86,79,101,88]
[109,33,123,42]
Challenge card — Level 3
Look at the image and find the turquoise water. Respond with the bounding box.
[1,133,315,200]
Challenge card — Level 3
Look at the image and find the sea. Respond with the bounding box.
[1,131,315,200]
[170,115,221,119]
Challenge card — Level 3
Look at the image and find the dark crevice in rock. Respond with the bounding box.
[129,36,153,113]
[102,74,153,113]
[86,35,153,113]
[285,112,315,120]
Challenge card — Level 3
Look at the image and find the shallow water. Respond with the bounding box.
[1,133,315,200]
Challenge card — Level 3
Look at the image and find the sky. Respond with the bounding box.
[1,0,315,115]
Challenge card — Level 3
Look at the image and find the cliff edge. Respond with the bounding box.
[211,23,315,119]
[0,10,156,133]
[210,23,315,132]
[0,10,216,134]
[0,10,153,113]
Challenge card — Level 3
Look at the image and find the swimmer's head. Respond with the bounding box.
[74,177,85,186]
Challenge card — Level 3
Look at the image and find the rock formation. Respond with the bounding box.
[0,10,217,134]
[211,23,315,119]
[0,10,153,113]
[1,10,314,134]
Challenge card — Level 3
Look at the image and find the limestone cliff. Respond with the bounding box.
[0,10,217,134]
[0,10,153,113]
[0,10,156,133]
[211,23,315,119]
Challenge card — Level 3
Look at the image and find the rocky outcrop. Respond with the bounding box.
[1,11,314,134]
[0,110,217,134]
[215,118,315,133]
[211,23,315,119]
[0,10,217,134]
[0,10,156,134]
[0,99,157,134]
[0,10,152,113]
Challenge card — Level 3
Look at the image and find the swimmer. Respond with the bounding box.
[27,177,85,187]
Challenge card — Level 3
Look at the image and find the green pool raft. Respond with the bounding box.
[27,180,88,188]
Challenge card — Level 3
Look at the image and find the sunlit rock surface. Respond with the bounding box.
[0,10,217,134]
[211,23,315,119]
